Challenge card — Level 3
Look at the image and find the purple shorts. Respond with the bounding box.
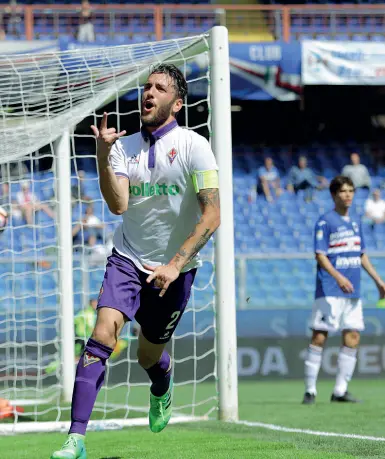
[97,249,196,344]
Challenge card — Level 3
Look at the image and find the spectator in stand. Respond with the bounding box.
[287,156,328,202]
[5,0,22,38]
[0,13,6,40]
[77,0,95,43]
[16,181,55,225]
[71,170,91,206]
[0,182,10,211]
[0,206,8,233]
[342,152,371,190]
[72,203,104,249]
[364,189,385,228]
[0,181,23,223]
[83,203,104,247]
[256,156,283,202]
[0,161,28,181]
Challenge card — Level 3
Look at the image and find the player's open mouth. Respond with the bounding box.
[143,100,155,113]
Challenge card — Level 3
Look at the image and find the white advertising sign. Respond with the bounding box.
[302,41,385,85]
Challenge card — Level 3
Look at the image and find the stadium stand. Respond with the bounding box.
[1,143,384,314]
[1,2,385,312]
[3,3,385,42]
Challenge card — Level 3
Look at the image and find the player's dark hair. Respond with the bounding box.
[149,64,188,100]
[329,176,355,195]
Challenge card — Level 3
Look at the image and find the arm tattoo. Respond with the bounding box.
[177,229,213,266]
[186,228,197,240]
[197,188,220,210]
[175,189,219,267]
[189,228,212,261]
[177,249,188,257]
[174,248,187,265]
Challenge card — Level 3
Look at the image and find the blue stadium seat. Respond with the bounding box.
[371,34,385,42]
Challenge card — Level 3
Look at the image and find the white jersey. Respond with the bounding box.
[108,120,218,273]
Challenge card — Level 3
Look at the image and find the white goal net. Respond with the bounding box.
[0,27,237,434]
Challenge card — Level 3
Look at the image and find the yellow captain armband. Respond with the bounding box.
[192,170,219,193]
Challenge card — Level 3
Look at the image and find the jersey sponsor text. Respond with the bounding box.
[336,256,361,269]
[129,182,180,197]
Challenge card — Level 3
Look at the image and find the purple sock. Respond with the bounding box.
[69,338,113,435]
[145,351,172,397]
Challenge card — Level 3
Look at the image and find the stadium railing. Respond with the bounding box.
[2,4,385,42]
[1,251,383,315]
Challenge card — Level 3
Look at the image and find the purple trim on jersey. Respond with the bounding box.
[152,119,178,139]
[148,137,156,168]
[115,172,129,179]
[141,120,179,169]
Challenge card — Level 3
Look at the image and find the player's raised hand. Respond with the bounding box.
[91,112,126,159]
[143,263,180,297]
[336,274,354,294]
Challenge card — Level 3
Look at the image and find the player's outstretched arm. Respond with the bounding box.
[145,188,220,297]
[361,253,385,298]
[91,112,129,215]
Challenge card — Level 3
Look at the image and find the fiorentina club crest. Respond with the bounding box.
[168,148,178,164]
[83,351,100,367]
[127,153,140,164]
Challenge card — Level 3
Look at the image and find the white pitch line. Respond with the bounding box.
[236,420,385,442]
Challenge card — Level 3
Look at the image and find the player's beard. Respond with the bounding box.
[141,99,175,128]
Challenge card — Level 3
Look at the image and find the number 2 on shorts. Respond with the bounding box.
[166,311,181,330]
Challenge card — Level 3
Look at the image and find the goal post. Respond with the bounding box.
[210,26,238,422]
[0,26,238,433]
[55,130,75,404]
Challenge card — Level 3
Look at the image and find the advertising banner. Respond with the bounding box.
[59,38,302,101]
[4,336,383,384]
[302,41,385,85]
[176,308,385,339]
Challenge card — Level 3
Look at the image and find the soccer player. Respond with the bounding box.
[302,176,385,405]
[51,63,220,459]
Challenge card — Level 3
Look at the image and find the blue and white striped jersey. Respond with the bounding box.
[314,210,365,299]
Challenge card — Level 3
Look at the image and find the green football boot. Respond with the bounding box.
[50,433,87,459]
[149,377,173,433]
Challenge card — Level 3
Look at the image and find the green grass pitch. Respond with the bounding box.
[2,379,385,459]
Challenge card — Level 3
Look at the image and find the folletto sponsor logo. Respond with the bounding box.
[129,182,180,197]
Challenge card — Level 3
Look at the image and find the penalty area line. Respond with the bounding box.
[235,420,385,442]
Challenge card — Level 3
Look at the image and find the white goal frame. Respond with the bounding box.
[0,26,238,432]
[59,27,237,421]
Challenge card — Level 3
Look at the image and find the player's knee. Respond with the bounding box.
[343,330,360,348]
[91,326,117,350]
[311,330,328,348]
[137,347,159,369]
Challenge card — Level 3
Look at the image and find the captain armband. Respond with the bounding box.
[192,170,219,193]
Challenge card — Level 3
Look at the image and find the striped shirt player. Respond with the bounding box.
[313,209,365,320]
[302,176,385,406]
[51,64,221,459]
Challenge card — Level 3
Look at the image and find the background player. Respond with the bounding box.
[45,299,129,375]
[303,176,385,405]
[51,63,220,459]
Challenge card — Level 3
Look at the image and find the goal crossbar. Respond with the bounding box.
[0,35,209,164]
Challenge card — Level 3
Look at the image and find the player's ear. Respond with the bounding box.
[173,98,183,115]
